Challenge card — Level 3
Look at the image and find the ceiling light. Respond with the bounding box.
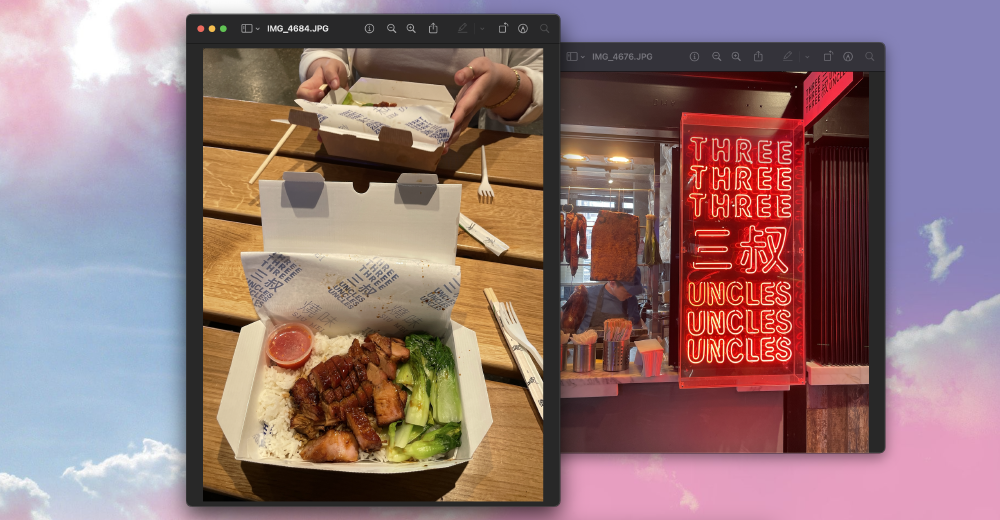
[562,153,589,161]
[606,156,632,164]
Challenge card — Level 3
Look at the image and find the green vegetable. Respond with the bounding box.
[403,423,462,461]
[393,421,424,449]
[387,422,410,462]
[395,362,414,387]
[406,334,464,424]
[403,342,431,426]
[341,92,353,105]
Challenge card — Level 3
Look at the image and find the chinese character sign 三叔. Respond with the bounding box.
[678,113,806,389]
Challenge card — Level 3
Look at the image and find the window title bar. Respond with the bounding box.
[563,43,885,72]
[187,14,560,45]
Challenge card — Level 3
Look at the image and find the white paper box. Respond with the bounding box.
[279,78,457,171]
[216,172,493,473]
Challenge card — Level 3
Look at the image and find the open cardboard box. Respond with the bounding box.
[283,78,456,172]
[217,172,493,474]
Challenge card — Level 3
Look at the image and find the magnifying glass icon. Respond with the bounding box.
[406,23,415,33]
[540,23,549,33]
[865,51,874,61]
[732,51,741,61]
[387,23,396,33]
[712,52,721,61]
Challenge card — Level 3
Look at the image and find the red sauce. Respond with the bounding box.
[267,323,313,369]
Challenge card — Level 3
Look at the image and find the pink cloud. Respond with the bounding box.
[888,293,1000,434]
[0,473,51,520]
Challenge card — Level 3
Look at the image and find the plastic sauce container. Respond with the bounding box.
[266,323,314,370]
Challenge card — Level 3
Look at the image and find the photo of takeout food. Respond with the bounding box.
[259,326,464,464]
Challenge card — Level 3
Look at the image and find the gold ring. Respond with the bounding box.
[468,66,475,75]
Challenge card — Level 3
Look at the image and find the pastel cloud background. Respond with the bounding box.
[1,0,997,518]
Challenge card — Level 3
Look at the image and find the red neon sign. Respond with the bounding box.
[678,113,805,389]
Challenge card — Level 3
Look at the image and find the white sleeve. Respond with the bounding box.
[299,48,351,83]
[486,48,543,126]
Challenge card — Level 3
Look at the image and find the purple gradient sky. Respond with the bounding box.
[1,0,997,518]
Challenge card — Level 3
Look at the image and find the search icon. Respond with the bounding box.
[712,51,721,61]
[865,51,874,61]
[406,23,416,33]
[540,23,549,33]
[387,23,396,33]
[732,51,741,61]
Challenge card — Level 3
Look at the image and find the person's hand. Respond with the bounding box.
[446,57,535,154]
[296,58,349,102]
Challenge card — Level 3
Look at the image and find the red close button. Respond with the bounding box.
[197,25,204,32]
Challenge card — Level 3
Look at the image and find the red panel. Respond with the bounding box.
[678,113,806,389]
[802,71,863,128]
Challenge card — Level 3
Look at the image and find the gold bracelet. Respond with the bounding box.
[486,69,520,110]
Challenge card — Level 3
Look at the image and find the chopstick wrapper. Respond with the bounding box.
[241,252,461,340]
[459,213,510,256]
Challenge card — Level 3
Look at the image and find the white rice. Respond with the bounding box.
[254,331,451,464]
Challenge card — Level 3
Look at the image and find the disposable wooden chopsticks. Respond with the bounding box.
[603,318,633,343]
[248,84,330,185]
[248,125,295,184]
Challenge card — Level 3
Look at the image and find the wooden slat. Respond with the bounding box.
[202,97,543,189]
[203,217,542,380]
[203,326,543,502]
[805,385,869,453]
[203,146,542,268]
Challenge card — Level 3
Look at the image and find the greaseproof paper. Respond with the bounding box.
[241,252,461,340]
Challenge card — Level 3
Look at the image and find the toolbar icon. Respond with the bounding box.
[824,51,833,61]
[241,24,252,33]
[364,23,374,34]
[689,51,700,62]
[754,51,763,62]
[843,51,853,62]
[428,23,438,34]
[566,51,578,61]
[518,23,528,34]
[499,22,508,33]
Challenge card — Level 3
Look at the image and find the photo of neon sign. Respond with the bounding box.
[678,113,806,389]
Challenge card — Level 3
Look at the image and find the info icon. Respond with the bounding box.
[689,51,700,62]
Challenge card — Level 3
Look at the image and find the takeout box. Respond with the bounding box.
[217,172,493,474]
[282,77,457,172]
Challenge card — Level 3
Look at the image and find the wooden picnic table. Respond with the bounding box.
[201,97,544,502]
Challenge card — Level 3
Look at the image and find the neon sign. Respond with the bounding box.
[678,113,806,389]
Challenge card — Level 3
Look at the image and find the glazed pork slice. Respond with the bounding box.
[367,363,405,427]
[389,337,410,362]
[344,407,382,452]
[374,349,398,380]
[308,358,341,393]
[289,378,324,439]
[361,380,376,415]
[299,430,359,463]
[367,333,392,356]
[349,339,375,366]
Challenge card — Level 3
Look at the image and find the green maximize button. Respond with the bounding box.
[220,25,227,32]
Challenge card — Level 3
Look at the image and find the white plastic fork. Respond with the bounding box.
[499,302,543,369]
[477,145,494,203]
